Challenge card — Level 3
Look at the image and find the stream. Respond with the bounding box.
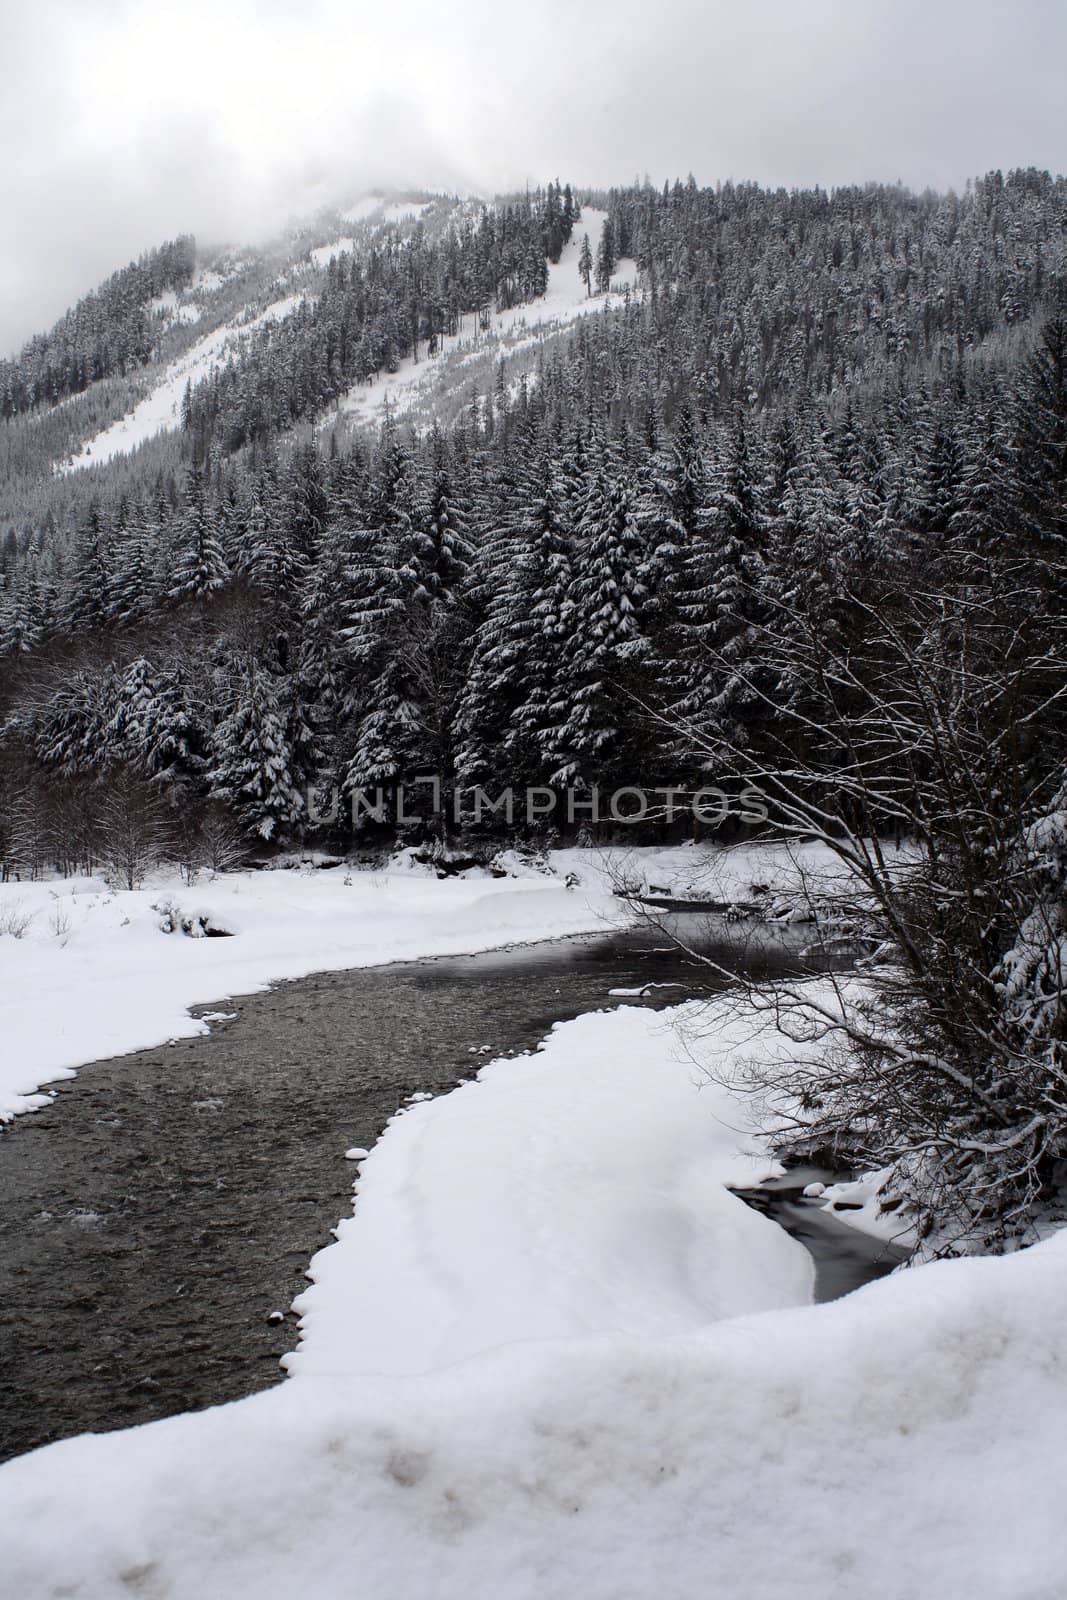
[0,916,903,1464]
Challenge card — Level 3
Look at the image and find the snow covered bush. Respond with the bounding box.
[152,896,183,934]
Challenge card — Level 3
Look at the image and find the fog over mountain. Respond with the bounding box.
[2,0,1065,355]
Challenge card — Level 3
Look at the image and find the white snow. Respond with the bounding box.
[338,195,432,228]
[191,262,246,295]
[0,860,624,1121]
[815,1165,909,1241]
[548,837,853,903]
[1,991,1064,1597]
[192,267,226,293]
[285,1004,811,1382]
[379,199,432,225]
[322,208,640,430]
[58,292,307,471]
[308,237,358,268]
[148,290,200,326]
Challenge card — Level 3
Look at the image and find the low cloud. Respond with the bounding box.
[1,0,1064,354]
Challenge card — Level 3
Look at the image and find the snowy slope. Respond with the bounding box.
[52,201,635,467]
[341,196,433,227]
[147,289,201,326]
[2,997,1064,1599]
[308,236,359,268]
[321,208,639,431]
[59,291,306,472]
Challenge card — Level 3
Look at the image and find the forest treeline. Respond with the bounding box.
[0,309,1063,853]
[0,166,1064,867]
[0,236,196,418]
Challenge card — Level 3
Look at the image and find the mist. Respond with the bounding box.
[2,0,1065,355]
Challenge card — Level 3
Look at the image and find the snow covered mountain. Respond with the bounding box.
[58,199,636,472]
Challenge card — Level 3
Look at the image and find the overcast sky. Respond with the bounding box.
[1,0,1065,355]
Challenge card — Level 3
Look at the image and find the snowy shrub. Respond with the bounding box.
[0,899,36,939]
[47,898,72,943]
[180,909,234,938]
[174,803,250,882]
[98,769,175,890]
[152,897,182,935]
[678,552,1067,1250]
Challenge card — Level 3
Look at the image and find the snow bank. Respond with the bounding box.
[286,1004,811,1380]
[1,995,1063,1598]
[0,862,623,1121]
[550,837,857,903]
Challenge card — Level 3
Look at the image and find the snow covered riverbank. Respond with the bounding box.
[0,855,627,1122]
[285,1004,813,1379]
[0,841,841,1122]
[6,840,1056,1595]
[3,993,1064,1598]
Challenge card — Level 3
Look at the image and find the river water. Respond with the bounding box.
[0,919,901,1464]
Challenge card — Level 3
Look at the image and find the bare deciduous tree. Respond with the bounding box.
[97,768,175,891]
[647,575,1067,1250]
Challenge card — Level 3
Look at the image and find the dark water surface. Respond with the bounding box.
[732,1168,910,1299]
[0,920,885,1464]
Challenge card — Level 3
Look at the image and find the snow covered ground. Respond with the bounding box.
[548,836,853,904]
[147,289,201,326]
[286,1004,812,1382]
[338,195,434,228]
[308,236,359,268]
[2,992,1063,1598]
[379,199,433,225]
[58,291,306,472]
[321,208,639,430]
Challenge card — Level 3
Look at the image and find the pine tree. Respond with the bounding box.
[1012,316,1067,598]
[668,409,767,753]
[458,448,572,786]
[169,469,229,603]
[552,449,651,786]
[109,501,159,624]
[209,656,307,840]
[579,234,593,297]
[61,506,112,633]
[116,657,207,793]
[594,218,616,294]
